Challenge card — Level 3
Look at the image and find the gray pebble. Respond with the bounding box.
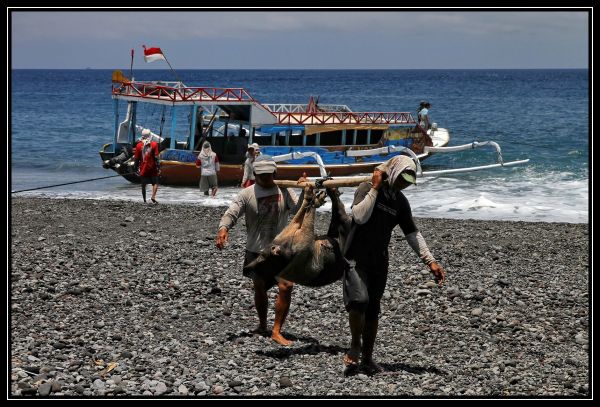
[471,308,483,316]
[38,382,52,396]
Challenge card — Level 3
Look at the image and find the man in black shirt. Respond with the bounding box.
[343,155,446,375]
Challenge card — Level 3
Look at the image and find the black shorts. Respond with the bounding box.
[242,250,278,290]
[343,258,389,320]
[140,176,158,185]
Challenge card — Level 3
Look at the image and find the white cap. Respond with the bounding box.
[253,155,277,174]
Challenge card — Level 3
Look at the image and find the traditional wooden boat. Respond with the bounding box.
[101,71,526,186]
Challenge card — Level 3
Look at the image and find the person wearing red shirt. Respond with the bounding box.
[133,129,161,204]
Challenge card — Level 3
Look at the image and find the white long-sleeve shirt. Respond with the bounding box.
[218,184,300,253]
[241,158,255,184]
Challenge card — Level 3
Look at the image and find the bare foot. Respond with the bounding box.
[360,359,384,376]
[271,332,293,346]
[343,353,360,377]
[343,352,359,366]
[250,327,270,337]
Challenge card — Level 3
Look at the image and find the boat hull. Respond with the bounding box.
[114,156,437,186]
[159,161,388,186]
[101,128,450,186]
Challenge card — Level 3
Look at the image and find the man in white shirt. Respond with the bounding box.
[216,155,302,346]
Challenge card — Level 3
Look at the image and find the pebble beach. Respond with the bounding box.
[10,197,590,397]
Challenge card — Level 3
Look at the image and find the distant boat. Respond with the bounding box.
[100,70,527,186]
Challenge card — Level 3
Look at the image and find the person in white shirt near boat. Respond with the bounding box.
[241,143,260,188]
[418,101,432,131]
[216,155,304,346]
[195,141,220,197]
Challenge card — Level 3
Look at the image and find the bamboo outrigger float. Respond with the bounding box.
[100,70,528,186]
[273,143,529,188]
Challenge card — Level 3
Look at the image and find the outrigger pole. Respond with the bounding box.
[275,177,372,189]
[273,143,529,189]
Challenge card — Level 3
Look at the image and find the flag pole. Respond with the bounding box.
[130,49,134,79]
[162,54,183,85]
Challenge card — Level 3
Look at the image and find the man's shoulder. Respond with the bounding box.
[389,189,410,208]
[239,185,256,198]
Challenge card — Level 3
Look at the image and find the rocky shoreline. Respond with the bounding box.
[10,197,590,397]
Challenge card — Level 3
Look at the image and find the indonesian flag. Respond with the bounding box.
[143,45,166,63]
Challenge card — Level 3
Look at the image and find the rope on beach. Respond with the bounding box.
[12,161,200,194]
[11,172,138,194]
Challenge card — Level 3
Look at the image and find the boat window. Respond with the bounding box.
[319,131,343,146]
[289,134,303,146]
[275,134,286,146]
[369,130,384,144]
[355,130,369,145]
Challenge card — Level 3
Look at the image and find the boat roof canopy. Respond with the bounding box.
[257,125,305,134]
[112,80,417,127]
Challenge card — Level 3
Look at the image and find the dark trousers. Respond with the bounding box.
[343,258,389,320]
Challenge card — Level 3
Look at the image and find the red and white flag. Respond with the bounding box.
[143,45,166,63]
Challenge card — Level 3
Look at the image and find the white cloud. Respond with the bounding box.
[12,10,588,41]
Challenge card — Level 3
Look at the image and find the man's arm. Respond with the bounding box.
[216,191,248,249]
[131,146,141,169]
[405,231,446,285]
[241,160,250,185]
[351,169,383,224]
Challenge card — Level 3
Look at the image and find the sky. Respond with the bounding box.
[10,9,589,69]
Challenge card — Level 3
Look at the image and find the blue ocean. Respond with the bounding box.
[11,69,589,223]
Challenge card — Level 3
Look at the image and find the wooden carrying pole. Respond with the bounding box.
[275,176,371,189]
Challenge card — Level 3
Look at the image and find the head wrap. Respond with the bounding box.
[376,155,417,187]
[199,141,213,160]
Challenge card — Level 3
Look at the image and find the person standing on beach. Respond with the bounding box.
[241,143,260,188]
[216,155,302,346]
[133,129,160,204]
[195,141,220,197]
[342,154,446,375]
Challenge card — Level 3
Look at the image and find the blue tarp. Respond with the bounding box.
[256,125,305,134]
